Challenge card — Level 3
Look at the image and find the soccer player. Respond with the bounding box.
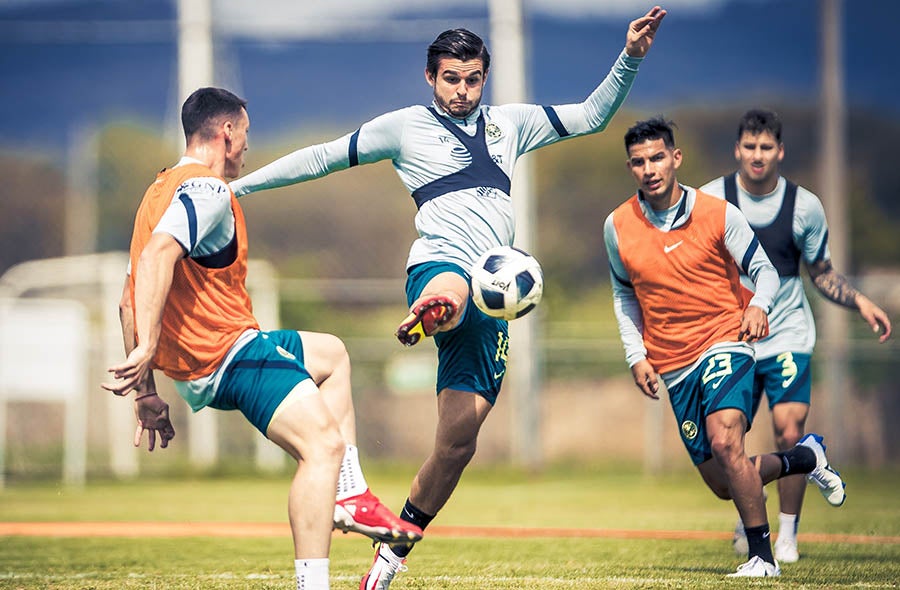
[230,7,666,587]
[229,8,666,589]
[101,87,422,590]
[700,108,892,563]
[604,117,847,578]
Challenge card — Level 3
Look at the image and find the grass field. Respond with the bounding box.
[2,464,899,589]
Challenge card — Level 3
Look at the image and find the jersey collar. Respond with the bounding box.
[638,185,695,230]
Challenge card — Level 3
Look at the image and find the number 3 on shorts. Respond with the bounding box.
[776,351,798,389]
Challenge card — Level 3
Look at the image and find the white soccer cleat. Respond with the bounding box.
[726,556,781,578]
[774,536,799,564]
[732,520,748,557]
[799,433,846,507]
[359,543,408,590]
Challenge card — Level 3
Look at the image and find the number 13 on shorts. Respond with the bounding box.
[701,353,733,390]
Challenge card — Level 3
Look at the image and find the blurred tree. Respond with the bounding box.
[96,123,178,253]
[0,152,65,276]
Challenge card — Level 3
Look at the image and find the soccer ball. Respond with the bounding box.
[470,246,544,320]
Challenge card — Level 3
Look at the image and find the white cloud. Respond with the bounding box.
[213,0,478,40]
[0,0,737,41]
[213,0,732,40]
[527,0,725,18]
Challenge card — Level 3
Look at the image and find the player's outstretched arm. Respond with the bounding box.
[625,6,667,58]
[807,259,892,342]
[231,109,407,197]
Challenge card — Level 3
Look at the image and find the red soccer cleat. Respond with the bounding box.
[395,295,458,347]
[334,489,423,545]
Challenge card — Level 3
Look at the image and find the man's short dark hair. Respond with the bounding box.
[624,117,677,151]
[426,29,491,76]
[737,108,782,142]
[181,87,247,143]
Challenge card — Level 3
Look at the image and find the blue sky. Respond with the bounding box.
[2,0,897,156]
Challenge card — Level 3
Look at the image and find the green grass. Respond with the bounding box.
[2,464,899,589]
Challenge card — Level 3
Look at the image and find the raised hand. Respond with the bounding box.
[625,6,667,58]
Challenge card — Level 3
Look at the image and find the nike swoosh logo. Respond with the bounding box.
[493,370,506,380]
[664,241,684,254]
[710,376,727,390]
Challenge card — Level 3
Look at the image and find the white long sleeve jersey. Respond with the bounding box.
[700,175,829,359]
[230,51,643,271]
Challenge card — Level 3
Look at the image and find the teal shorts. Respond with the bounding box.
[751,352,812,416]
[406,261,509,405]
[666,351,755,465]
[212,330,312,435]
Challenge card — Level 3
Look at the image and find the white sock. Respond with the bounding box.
[778,512,798,541]
[381,542,403,563]
[295,558,329,590]
[336,444,369,501]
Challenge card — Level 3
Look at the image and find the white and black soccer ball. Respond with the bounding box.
[470,246,544,320]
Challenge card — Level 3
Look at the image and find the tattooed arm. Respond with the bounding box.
[807,259,892,342]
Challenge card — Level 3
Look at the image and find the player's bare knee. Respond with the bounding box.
[313,426,346,467]
[775,432,800,451]
[697,460,733,500]
[436,438,477,469]
[302,331,351,383]
[320,332,349,367]
[774,423,803,450]
[708,435,742,465]
[708,432,739,456]
[708,482,732,500]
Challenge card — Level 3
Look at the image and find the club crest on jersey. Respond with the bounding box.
[681,420,698,440]
[485,123,502,139]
